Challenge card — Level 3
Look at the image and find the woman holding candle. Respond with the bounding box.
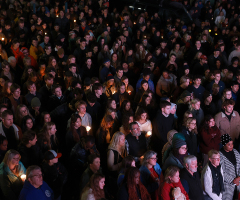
[135,107,152,134]
[0,149,26,200]
[119,113,134,136]
[112,82,130,109]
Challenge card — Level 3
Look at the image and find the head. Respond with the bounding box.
[21,130,37,146]
[184,155,198,174]
[10,83,21,99]
[129,122,141,137]
[208,150,220,167]
[89,173,105,198]
[186,117,197,131]
[109,131,125,151]
[101,115,114,130]
[222,99,235,114]
[0,135,8,151]
[221,134,233,152]
[3,149,21,168]
[22,115,34,131]
[164,166,180,183]
[135,107,148,122]
[142,150,157,167]
[190,98,201,111]
[160,101,171,116]
[88,154,101,172]
[26,165,43,188]
[125,167,141,186]
[2,110,13,128]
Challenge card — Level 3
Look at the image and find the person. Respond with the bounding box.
[119,113,134,136]
[21,115,34,133]
[80,173,106,200]
[201,150,224,200]
[125,122,148,165]
[79,154,101,195]
[117,155,135,187]
[180,155,205,200]
[199,115,221,167]
[161,166,189,200]
[74,100,92,128]
[187,75,205,102]
[0,110,22,149]
[0,149,26,200]
[0,135,8,163]
[219,134,240,200]
[139,150,162,200]
[41,150,68,200]
[163,139,188,171]
[117,167,151,200]
[17,130,41,168]
[188,98,204,128]
[18,165,54,200]
[135,107,152,134]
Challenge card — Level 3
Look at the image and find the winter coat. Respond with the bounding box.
[156,74,177,97]
[181,127,198,156]
[215,111,240,141]
[220,148,240,200]
[0,161,26,200]
[162,152,184,171]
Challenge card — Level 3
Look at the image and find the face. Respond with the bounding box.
[163,72,169,79]
[54,87,62,97]
[46,78,54,86]
[170,171,180,183]
[140,113,147,121]
[117,70,123,78]
[224,141,233,152]
[225,91,232,99]
[134,172,140,185]
[26,118,33,130]
[162,105,171,115]
[187,159,198,173]
[29,84,36,94]
[0,139,8,151]
[194,78,201,86]
[111,100,116,109]
[125,102,130,111]
[232,84,239,93]
[208,118,215,127]
[145,97,151,105]
[49,125,57,135]
[179,145,187,155]
[225,105,234,114]
[20,107,28,117]
[90,157,100,171]
[44,114,51,123]
[11,154,20,166]
[148,154,157,166]
[13,88,21,99]
[196,41,201,49]
[99,178,105,190]
[170,55,176,62]
[209,154,220,167]
[129,116,134,124]
[189,119,196,130]
[2,114,13,128]
[131,124,141,136]
[74,118,81,129]
[142,83,148,91]
[119,135,125,147]
[28,169,43,188]
[144,75,150,82]
[170,106,176,114]
[193,101,200,110]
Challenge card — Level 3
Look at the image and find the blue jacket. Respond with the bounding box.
[207,80,225,95]
[19,180,54,200]
[139,163,162,193]
[136,78,155,93]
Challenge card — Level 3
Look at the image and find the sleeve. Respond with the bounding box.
[156,79,162,96]
[220,154,235,184]
[203,167,222,200]
[180,179,189,194]
[161,183,171,200]
[140,170,159,193]
[0,175,18,200]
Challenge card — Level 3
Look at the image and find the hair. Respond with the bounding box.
[2,60,10,69]
[106,99,116,110]
[135,107,148,121]
[108,131,125,154]
[51,84,61,94]
[75,100,87,111]
[222,88,232,102]
[26,165,41,180]
[120,100,133,115]
[160,100,171,109]
[44,73,54,81]
[21,115,34,133]
[88,154,100,165]
[184,155,197,166]
[70,114,82,143]
[100,115,114,131]
[121,113,134,135]
[164,166,180,183]
[3,150,21,176]
[189,98,200,111]
[39,111,51,127]
[142,150,157,167]
[0,134,7,145]
[121,155,135,173]
[15,104,32,126]
[2,110,13,119]
[186,117,197,133]
[82,173,105,199]
[124,167,151,200]
[10,83,20,93]
[208,149,220,159]
[20,130,36,145]
[180,76,190,84]
[105,108,117,119]
[222,99,235,109]
[39,122,57,150]
[182,111,192,126]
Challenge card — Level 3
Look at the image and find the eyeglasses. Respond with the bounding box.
[31,174,43,178]
[132,127,140,131]
[150,157,158,160]
[180,147,188,150]
[211,158,220,161]
[13,157,20,161]
[190,123,196,125]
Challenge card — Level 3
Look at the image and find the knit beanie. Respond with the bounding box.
[221,134,232,146]
[31,97,41,107]
[172,139,187,149]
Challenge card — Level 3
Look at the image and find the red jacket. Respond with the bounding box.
[199,126,221,154]
[161,181,189,200]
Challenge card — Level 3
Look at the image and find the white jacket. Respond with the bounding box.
[0,121,20,140]
[201,163,223,200]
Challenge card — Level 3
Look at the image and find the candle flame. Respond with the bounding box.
[86,126,91,132]
[147,131,152,136]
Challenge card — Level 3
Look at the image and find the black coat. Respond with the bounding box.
[181,127,198,156]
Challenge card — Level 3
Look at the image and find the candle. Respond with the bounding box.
[86,126,91,132]
[140,155,144,160]
[45,32,47,35]
[215,33,218,35]
[112,90,116,94]
[56,14,59,17]
[134,22,136,25]
[74,20,76,23]
[21,174,26,182]
[1,38,4,41]
[127,90,131,95]
[209,29,211,32]
[147,131,152,137]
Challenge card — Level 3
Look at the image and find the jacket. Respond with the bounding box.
[199,126,221,154]
[0,121,22,141]
[162,152,184,171]
[139,163,162,194]
[215,111,240,141]
[161,181,189,200]
[8,95,27,114]
[0,161,26,200]
[201,163,224,200]
[29,45,44,60]
[181,127,198,156]
[19,180,54,200]
[156,74,177,97]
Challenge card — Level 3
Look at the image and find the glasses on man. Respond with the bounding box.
[31,174,43,178]
[150,157,158,160]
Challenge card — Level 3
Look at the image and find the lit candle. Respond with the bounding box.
[215,33,218,35]
[140,155,144,160]
[112,90,116,94]
[2,38,4,41]
[45,32,47,35]
[74,20,76,22]
[106,24,108,26]
[146,131,152,137]
[161,36,163,39]
[209,29,211,32]
[134,22,136,25]
[21,174,26,182]
[86,126,91,132]
[56,14,59,17]
[127,90,131,95]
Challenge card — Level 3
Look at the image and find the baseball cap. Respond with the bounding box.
[200,55,207,60]
[44,150,62,160]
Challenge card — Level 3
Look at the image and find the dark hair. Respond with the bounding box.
[20,130,36,145]
[21,115,33,133]
[70,114,82,143]
[87,92,97,103]
[0,135,7,145]
[122,113,134,135]
[88,154,100,165]
[135,107,148,121]
[129,121,138,131]
[121,155,135,173]
[2,110,13,119]
[10,83,20,93]
[160,100,171,109]
[222,99,235,109]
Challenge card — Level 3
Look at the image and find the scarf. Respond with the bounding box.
[173,150,188,166]
[208,161,224,196]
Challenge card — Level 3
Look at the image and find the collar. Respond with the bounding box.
[221,111,236,118]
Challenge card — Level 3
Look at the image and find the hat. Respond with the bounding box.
[183,64,190,70]
[84,77,91,86]
[31,97,41,107]
[221,134,232,146]
[103,58,110,64]
[44,150,62,160]
[69,31,75,36]
[172,139,187,149]
[180,90,191,98]
[160,97,170,101]
[107,74,114,81]
[200,55,207,60]
[182,25,187,29]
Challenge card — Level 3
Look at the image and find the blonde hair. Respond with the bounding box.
[15,104,33,125]
[108,131,125,155]
[186,117,198,134]
[189,98,200,111]
[208,149,220,159]
[3,149,21,176]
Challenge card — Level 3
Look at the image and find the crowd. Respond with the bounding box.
[1,0,240,199]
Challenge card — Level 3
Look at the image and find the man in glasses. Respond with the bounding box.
[201,150,224,200]
[125,122,148,166]
[19,165,54,200]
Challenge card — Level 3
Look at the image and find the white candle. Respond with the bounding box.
[86,126,91,132]
[74,20,76,22]
[2,38,4,41]
[21,174,26,182]
[147,131,152,137]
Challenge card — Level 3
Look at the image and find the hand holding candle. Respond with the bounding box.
[21,174,26,182]
[146,131,152,137]
[86,126,91,132]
